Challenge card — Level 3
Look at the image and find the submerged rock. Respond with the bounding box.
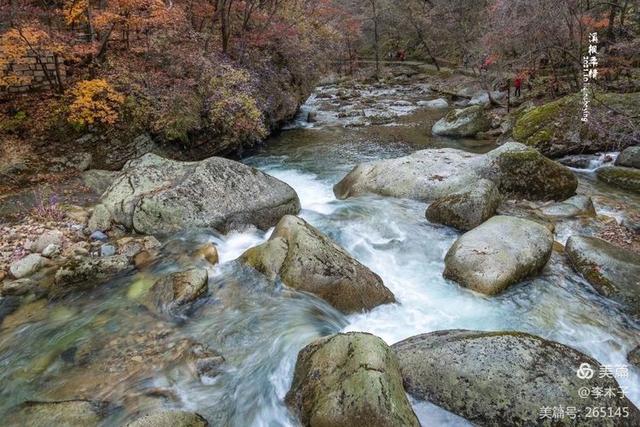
[393,330,640,426]
[432,104,491,137]
[334,142,576,202]
[52,255,131,298]
[143,268,208,316]
[88,153,300,234]
[286,332,420,427]
[241,216,394,313]
[426,179,500,230]
[127,410,208,427]
[7,400,110,427]
[616,146,640,169]
[539,195,596,219]
[444,216,553,295]
[565,236,640,318]
[597,166,640,193]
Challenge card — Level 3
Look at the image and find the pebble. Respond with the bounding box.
[100,244,116,257]
[90,231,108,242]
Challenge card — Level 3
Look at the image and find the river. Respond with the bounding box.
[1,81,639,426]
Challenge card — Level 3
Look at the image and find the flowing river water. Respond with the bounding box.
[1,81,639,426]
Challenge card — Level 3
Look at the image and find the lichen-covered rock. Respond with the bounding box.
[127,411,208,427]
[9,254,49,279]
[88,153,300,234]
[286,332,420,427]
[512,92,640,157]
[334,142,576,202]
[392,330,640,426]
[241,216,394,313]
[426,179,500,230]
[142,268,208,316]
[597,166,640,193]
[52,255,131,298]
[432,104,491,137]
[444,216,553,295]
[616,146,640,169]
[565,236,640,318]
[6,400,110,427]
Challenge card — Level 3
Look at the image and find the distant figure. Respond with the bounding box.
[396,49,406,62]
[514,76,522,97]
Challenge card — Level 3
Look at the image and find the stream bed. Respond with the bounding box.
[1,82,639,426]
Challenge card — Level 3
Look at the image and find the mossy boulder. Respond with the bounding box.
[392,330,640,426]
[444,216,553,295]
[240,215,395,313]
[565,235,640,319]
[597,166,640,193]
[512,92,640,157]
[335,142,576,203]
[432,104,491,137]
[616,146,640,169]
[426,179,501,230]
[286,332,420,427]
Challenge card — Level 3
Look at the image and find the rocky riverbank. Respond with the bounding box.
[1,66,639,426]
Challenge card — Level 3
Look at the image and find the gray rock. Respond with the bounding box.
[143,269,208,316]
[82,169,118,195]
[334,142,576,203]
[539,195,596,219]
[417,98,448,109]
[42,243,62,258]
[32,230,64,253]
[432,104,491,137]
[426,179,501,230]
[468,91,506,106]
[444,216,553,295]
[6,400,109,427]
[240,216,394,313]
[597,166,640,193]
[100,244,116,257]
[565,236,640,318]
[286,332,420,427]
[393,330,640,426]
[127,411,208,427]
[10,254,49,279]
[615,146,640,169]
[90,230,108,242]
[88,153,300,235]
[53,255,131,298]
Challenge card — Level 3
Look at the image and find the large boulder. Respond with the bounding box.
[6,400,109,427]
[616,146,640,169]
[511,92,640,157]
[432,105,491,137]
[88,153,300,234]
[426,179,500,230]
[142,268,208,316]
[597,166,640,193]
[334,142,576,202]
[241,216,394,313]
[393,330,640,426]
[444,216,553,295]
[565,236,640,318]
[285,332,420,427]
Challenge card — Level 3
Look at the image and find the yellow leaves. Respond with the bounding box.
[63,0,89,25]
[67,79,125,127]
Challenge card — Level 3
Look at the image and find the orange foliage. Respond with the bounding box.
[67,79,125,126]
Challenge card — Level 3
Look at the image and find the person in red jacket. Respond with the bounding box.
[514,75,522,97]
